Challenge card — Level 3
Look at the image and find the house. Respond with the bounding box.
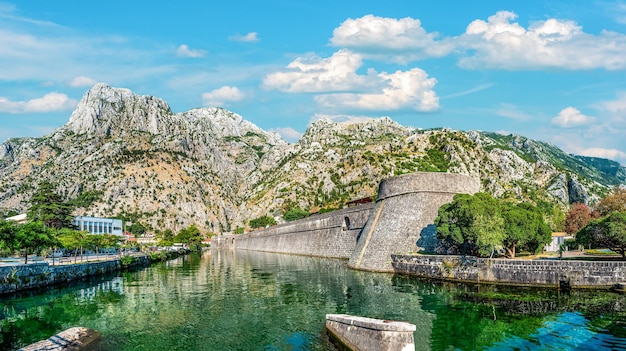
[73,216,123,235]
[544,232,572,252]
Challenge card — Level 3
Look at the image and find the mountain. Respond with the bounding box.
[1,84,624,233]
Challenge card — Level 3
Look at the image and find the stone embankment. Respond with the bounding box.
[325,314,416,351]
[0,255,149,295]
[392,254,626,288]
[19,327,100,351]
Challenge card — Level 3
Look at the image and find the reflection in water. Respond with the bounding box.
[0,250,624,351]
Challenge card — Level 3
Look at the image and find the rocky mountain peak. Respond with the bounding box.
[66,83,173,137]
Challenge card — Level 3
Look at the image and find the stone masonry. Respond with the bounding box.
[348,172,480,272]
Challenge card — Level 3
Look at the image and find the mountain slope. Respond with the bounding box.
[0,84,623,233]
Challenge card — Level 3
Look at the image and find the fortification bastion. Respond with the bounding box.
[348,172,480,272]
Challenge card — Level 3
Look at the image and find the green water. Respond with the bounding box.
[1,250,625,350]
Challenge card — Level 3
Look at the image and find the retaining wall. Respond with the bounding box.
[234,203,375,259]
[392,254,626,288]
[0,256,148,294]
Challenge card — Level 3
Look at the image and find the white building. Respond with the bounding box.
[5,213,27,224]
[73,216,123,235]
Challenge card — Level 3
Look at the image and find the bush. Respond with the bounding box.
[283,207,309,222]
[249,215,276,229]
[120,255,137,268]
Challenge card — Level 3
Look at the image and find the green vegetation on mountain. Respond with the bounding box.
[0,85,623,234]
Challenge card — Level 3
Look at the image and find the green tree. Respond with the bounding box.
[0,219,18,257]
[57,229,88,263]
[175,225,204,250]
[435,193,551,258]
[27,181,74,230]
[577,212,626,258]
[127,222,146,235]
[283,207,309,222]
[13,222,59,264]
[249,215,277,229]
[502,202,551,257]
[435,192,502,256]
[474,213,505,258]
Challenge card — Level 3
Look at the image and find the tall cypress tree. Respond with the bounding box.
[27,181,75,229]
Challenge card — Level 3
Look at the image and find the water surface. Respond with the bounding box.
[0,250,624,350]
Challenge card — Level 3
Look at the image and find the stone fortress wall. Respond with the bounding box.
[219,171,626,287]
[226,172,480,271]
[231,203,375,259]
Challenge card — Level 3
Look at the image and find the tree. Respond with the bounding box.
[0,220,18,257]
[249,215,277,229]
[435,193,551,258]
[565,203,594,235]
[175,225,204,250]
[576,212,626,258]
[596,187,626,216]
[501,202,551,258]
[57,229,88,263]
[14,222,59,264]
[127,222,146,235]
[27,181,74,230]
[435,192,503,257]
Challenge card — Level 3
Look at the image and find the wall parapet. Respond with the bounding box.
[325,314,416,351]
[392,254,626,288]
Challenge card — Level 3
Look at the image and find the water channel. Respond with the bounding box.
[1,250,625,350]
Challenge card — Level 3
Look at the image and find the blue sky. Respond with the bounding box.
[1,1,626,165]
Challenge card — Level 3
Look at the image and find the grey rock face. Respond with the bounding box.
[0,84,622,232]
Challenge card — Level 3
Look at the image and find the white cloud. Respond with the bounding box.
[599,91,626,113]
[263,50,438,112]
[263,50,370,93]
[0,92,77,113]
[228,32,259,43]
[579,147,626,163]
[551,107,596,127]
[67,76,97,88]
[330,14,453,62]
[494,103,533,120]
[458,11,626,70]
[309,113,375,125]
[269,127,302,142]
[176,44,206,58]
[201,86,244,107]
[314,68,439,112]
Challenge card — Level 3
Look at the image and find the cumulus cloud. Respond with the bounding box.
[263,49,371,93]
[264,50,439,112]
[457,11,626,70]
[309,113,375,125]
[579,147,626,161]
[67,76,97,88]
[0,92,77,113]
[269,127,302,142]
[176,44,206,58]
[314,68,439,112]
[551,107,596,127]
[330,14,453,62]
[201,86,244,106]
[228,32,259,42]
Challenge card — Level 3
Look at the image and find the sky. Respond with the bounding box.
[1,1,626,165]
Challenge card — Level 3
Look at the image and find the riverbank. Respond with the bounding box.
[392,254,626,289]
[0,249,192,295]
